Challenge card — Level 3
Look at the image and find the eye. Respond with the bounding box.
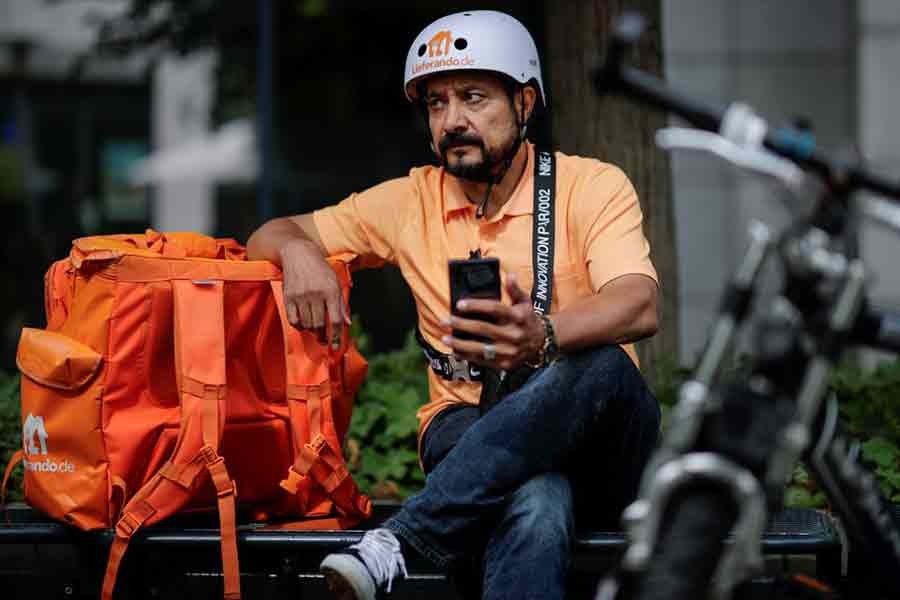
[465,91,485,104]
[427,97,445,111]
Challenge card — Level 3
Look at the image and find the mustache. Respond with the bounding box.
[438,133,485,155]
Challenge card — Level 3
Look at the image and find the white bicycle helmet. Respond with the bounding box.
[404,10,546,106]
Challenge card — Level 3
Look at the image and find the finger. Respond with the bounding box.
[445,315,522,344]
[325,293,345,350]
[285,298,301,327]
[455,298,515,322]
[310,296,327,335]
[505,271,529,305]
[341,298,352,326]
[441,335,515,368]
[299,301,314,330]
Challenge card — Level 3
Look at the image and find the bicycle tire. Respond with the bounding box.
[633,484,739,600]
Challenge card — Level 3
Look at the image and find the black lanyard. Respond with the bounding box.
[531,147,555,315]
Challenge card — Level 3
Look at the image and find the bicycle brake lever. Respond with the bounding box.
[656,127,806,191]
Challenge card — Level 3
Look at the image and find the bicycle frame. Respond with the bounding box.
[594,13,900,600]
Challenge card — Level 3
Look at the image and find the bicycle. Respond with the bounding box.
[592,13,900,600]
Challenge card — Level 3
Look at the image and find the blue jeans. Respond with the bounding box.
[384,345,661,600]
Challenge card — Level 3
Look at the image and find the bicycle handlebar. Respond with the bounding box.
[595,13,900,200]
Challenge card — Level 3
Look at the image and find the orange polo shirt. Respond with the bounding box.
[313,142,657,447]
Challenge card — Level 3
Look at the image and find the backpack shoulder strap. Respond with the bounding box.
[269,279,371,523]
[102,280,240,600]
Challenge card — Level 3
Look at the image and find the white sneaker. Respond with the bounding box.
[320,528,409,599]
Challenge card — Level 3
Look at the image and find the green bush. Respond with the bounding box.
[0,371,22,503]
[831,359,900,503]
[344,324,428,501]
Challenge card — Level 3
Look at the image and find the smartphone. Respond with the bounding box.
[449,257,501,342]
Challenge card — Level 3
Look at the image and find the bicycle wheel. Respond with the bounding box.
[633,484,739,600]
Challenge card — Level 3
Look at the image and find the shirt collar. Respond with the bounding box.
[442,142,535,221]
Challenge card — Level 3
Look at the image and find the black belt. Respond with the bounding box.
[415,328,483,382]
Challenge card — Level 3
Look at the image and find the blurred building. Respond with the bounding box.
[0,0,152,238]
[0,0,152,367]
[664,0,900,362]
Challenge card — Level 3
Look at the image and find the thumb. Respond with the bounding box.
[505,271,529,305]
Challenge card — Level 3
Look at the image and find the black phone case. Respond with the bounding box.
[449,258,501,342]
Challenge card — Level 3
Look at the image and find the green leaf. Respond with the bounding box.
[784,485,826,509]
[347,402,386,440]
[791,463,810,487]
[861,437,899,469]
[785,486,812,508]
[344,327,428,500]
[874,466,900,492]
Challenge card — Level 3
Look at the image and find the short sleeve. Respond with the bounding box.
[574,165,658,292]
[312,177,413,268]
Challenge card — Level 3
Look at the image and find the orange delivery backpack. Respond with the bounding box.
[1,230,372,600]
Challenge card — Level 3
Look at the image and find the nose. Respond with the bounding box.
[442,97,468,134]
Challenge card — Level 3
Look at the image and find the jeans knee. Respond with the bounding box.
[583,344,631,373]
[501,473,574,549]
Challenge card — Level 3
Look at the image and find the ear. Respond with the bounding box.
[518,85,538,124]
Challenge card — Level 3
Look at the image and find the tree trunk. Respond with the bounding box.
[545,0,679,375]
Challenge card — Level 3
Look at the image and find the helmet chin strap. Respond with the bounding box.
[475,88,528,219]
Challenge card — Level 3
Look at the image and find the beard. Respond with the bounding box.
[438,131,517,183]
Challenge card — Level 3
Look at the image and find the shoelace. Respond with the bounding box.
[351,528,409,593]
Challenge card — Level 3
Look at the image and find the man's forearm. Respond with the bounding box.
[550,274,658,354]
[246,217,320,264]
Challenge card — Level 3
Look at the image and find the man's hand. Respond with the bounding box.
[280,238,350,349]
[440,273,545,370]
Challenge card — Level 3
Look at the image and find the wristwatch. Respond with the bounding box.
[527,313,560,368]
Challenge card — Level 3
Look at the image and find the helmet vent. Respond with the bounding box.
[417,44,427,57]
[454,38,468,50]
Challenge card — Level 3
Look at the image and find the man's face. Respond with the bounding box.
[423,72,531,182]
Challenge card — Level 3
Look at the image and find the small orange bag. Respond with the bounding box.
[2,230,371,600]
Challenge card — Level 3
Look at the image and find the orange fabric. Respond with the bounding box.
[110,475,128,522]
[203,448,240,600]
[313,142,658,444]
[16,329,102,391]
[12,230,370,600]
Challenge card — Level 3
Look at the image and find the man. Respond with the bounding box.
[247,10,661,600]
